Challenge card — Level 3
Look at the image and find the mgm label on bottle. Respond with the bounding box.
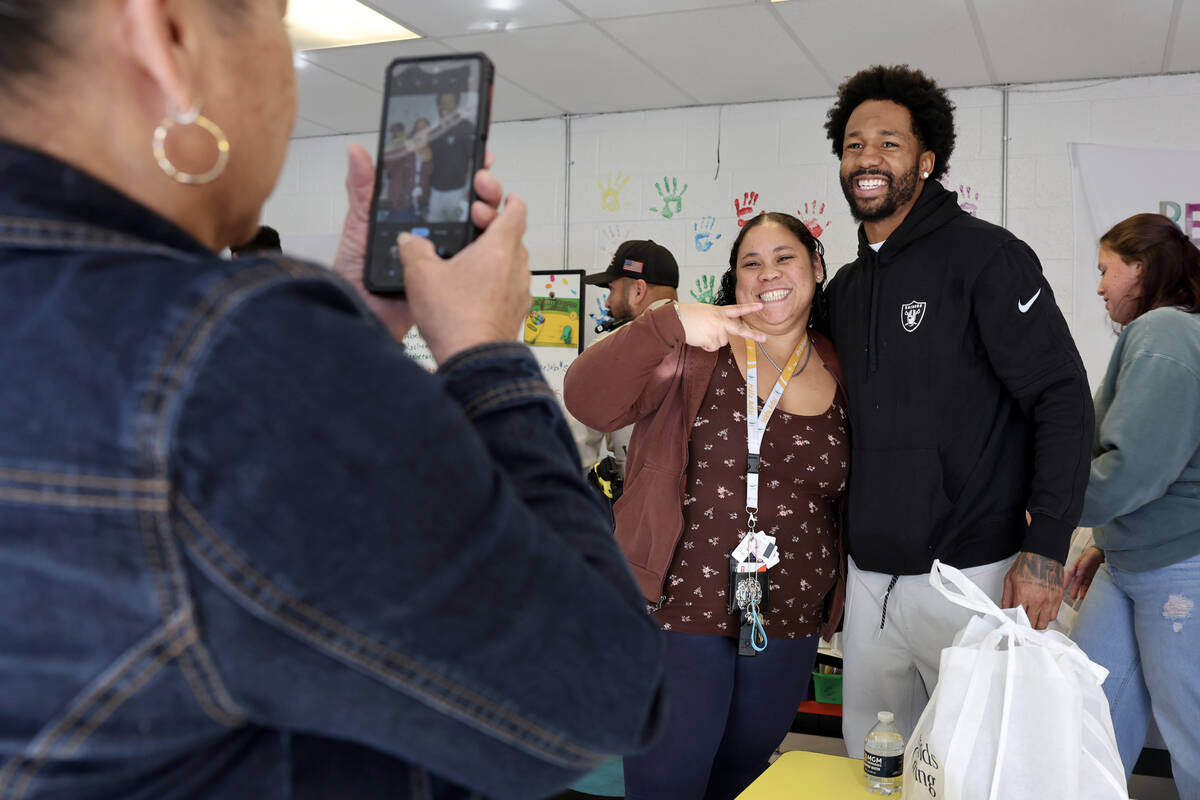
[864,750,902,780]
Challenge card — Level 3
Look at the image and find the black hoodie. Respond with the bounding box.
[825,181,1093,574]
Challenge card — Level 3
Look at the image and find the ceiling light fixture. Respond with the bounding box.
[285,0,420,51]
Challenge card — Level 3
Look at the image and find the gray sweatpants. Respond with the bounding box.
[841,554,1016,757]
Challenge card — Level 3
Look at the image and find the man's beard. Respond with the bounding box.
[605,296,634,325]
[839,164,920,223]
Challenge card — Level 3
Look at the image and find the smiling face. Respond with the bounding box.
[1097,245,1142,325]
[734,221,822,335]
[839,99,935,241]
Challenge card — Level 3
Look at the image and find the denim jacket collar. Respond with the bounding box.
[0,137,212,256]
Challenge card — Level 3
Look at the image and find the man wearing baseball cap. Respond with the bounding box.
[566,239,681,797]
[584,239,680,329]
[571,241,680,507]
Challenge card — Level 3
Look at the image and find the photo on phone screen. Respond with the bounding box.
[364,53,493,294]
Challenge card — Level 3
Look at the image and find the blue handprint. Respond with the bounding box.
[588,294,614,330]
[693,217,723,253]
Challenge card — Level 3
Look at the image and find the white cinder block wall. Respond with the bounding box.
[262,72,1200,349]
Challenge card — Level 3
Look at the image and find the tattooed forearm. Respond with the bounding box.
[1012,552,1064,591]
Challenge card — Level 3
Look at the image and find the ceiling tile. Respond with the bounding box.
[1168,0,1200,72]
[291,117,341,139]
[369,0,581,38]
[300,39,455,88]
[599,6,832,104]
[289,0,1200,133]
[443,24,696,114]
[568,0,755,20]
[295,61,384,133]
[302,40,562,124]
[973,0,1174,83]
[492,77,567,121]
[773,0,991,89]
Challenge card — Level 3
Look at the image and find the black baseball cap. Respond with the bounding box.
[583,240,679,289]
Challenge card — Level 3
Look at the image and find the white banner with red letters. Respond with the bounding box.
[1069,142,1200,391]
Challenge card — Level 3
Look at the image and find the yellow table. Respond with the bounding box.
[738,750,1137,800]
[737,751,879,798]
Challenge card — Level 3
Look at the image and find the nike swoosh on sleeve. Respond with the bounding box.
[1018,288,1042,313]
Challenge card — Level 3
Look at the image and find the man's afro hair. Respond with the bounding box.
[824,65,956,182]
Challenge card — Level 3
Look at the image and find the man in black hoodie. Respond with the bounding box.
[822,65,1094,754]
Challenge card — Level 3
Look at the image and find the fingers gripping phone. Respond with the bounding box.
[364,53,495,295]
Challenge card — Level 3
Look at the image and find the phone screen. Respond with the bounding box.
[364,54,492,294]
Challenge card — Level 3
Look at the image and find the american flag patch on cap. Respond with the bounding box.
[623,259,644,273]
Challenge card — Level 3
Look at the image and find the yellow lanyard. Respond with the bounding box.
[744,334,809,531]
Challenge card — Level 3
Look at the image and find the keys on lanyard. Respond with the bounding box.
[735,576,769,656]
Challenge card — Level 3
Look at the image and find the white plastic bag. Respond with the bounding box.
[902,560,1127,800]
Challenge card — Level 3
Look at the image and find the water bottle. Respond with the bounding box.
[863,711,904,795]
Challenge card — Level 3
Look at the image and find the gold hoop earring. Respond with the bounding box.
[153,102,230,185]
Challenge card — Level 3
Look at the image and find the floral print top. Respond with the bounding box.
[652,345,849,639]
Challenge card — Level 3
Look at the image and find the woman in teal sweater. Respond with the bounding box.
[1066,213,1200,798]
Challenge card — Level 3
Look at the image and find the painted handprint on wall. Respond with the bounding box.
[599,224,628,251]
[599,171,632,212]
[649,176,688,219]
[690,275,719,305]
[957,185,979,217]
[797,201,832,238]
[693,217,723,252]
[598,223,629,269]
[588,294,614,330]
[734,191,760,227]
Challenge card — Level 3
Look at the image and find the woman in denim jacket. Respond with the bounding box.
[0,3,664,798]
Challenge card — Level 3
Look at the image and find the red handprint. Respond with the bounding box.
[957,185,979,217]
[734,191,760,227]
[798,201,831,238]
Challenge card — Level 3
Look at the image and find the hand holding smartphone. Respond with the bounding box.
[364,53,495,295]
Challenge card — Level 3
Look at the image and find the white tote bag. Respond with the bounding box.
[902,560,1127,800]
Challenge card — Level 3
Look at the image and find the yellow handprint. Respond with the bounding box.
[599,171,631,212]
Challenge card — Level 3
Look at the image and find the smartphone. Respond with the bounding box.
[363,53,495,295]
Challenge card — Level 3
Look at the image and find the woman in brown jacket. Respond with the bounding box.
[382,118,433,220]
[566,212,848,800]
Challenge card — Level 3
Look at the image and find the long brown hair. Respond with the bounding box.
[1100,213,1200,319]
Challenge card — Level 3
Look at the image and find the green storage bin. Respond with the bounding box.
[812,671,842,705]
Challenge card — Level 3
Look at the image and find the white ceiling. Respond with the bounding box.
[293,0,1200,136]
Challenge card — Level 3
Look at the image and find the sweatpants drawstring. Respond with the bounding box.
[879,575,899,630]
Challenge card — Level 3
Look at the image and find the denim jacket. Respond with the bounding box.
[0,140,664,800]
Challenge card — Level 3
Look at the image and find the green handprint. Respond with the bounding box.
[690,275,718,305]
[649,175,688,219]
